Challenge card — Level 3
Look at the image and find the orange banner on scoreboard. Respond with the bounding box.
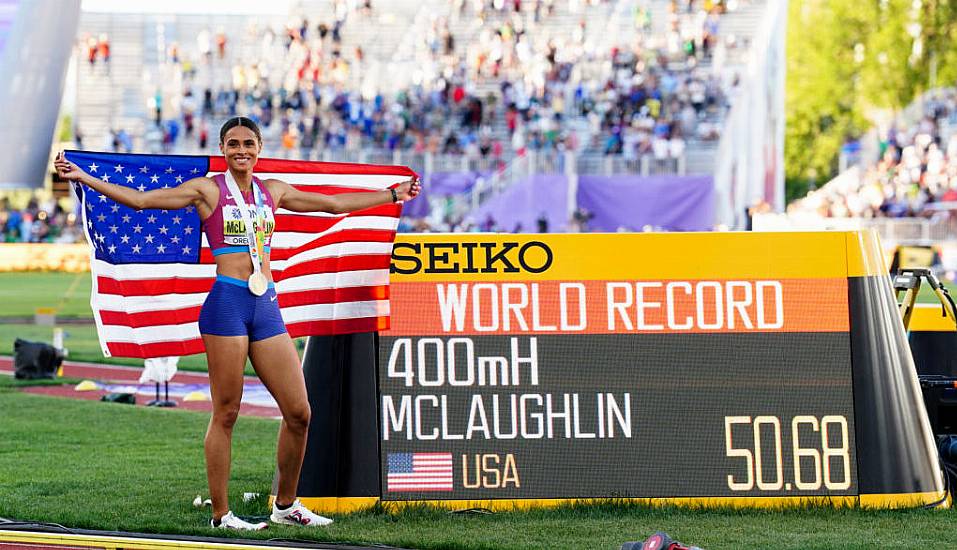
[384,278,849,336]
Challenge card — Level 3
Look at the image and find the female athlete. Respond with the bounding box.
[54,116,420,530]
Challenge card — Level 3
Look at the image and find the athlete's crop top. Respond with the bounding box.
[201,173,277,257]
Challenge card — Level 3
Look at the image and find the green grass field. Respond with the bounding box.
[0,273,310,373]
[0,373,83,388]
[1,391,956,550]
[0,323,213,371]
[0,272,93,318]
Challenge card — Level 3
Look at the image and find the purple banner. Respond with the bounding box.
[426,171,489,195]
[471,175,568,232]
[576,175,714,232]
[402,171,490,219]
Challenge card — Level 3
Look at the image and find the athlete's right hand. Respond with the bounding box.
[54,152,89,183]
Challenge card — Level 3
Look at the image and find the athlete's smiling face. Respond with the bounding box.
[220,126,261,174]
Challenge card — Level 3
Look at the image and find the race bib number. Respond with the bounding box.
[222,204,275,246]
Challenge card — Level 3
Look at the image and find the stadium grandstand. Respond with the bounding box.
[34,0,775,237]
[763,88,957,276]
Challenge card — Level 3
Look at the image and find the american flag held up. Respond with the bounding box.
[386,452,454,492]
[67,151,416,359]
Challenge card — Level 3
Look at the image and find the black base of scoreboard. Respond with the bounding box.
[272,333,382,501]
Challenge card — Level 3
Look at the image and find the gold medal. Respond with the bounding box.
[248,272,268,296]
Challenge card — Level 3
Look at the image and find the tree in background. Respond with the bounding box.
[786,0,869,203]
[786,0,957,203]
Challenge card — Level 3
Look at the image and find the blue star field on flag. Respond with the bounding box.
[66,152,209,264]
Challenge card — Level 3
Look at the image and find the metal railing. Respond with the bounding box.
[753,212,957,244]
[574,154,685,177]
[863,216,957,243]
[172,142,695,179]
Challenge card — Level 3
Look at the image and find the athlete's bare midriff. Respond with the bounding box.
[212,250,273,282]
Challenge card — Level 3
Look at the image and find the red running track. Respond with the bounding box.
[0,357,281,418]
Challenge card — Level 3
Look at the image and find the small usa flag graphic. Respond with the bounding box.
[386,452,453,492]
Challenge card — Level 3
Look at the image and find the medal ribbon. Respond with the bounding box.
[222,171,265,277]
[253,181,267,263]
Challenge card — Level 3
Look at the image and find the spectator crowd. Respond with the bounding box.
[79,0,742,165]
[59,0,751,235]
[790,90,957,219]
[0,197,83,244]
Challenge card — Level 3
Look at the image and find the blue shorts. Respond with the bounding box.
[198,275,287,342]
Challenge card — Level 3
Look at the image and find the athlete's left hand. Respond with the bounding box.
[394,178,421,203]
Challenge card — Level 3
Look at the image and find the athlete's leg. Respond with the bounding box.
[249,332,310,506]
[202,333,249,521]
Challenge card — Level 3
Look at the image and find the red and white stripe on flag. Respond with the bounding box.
[88,156,414,358]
